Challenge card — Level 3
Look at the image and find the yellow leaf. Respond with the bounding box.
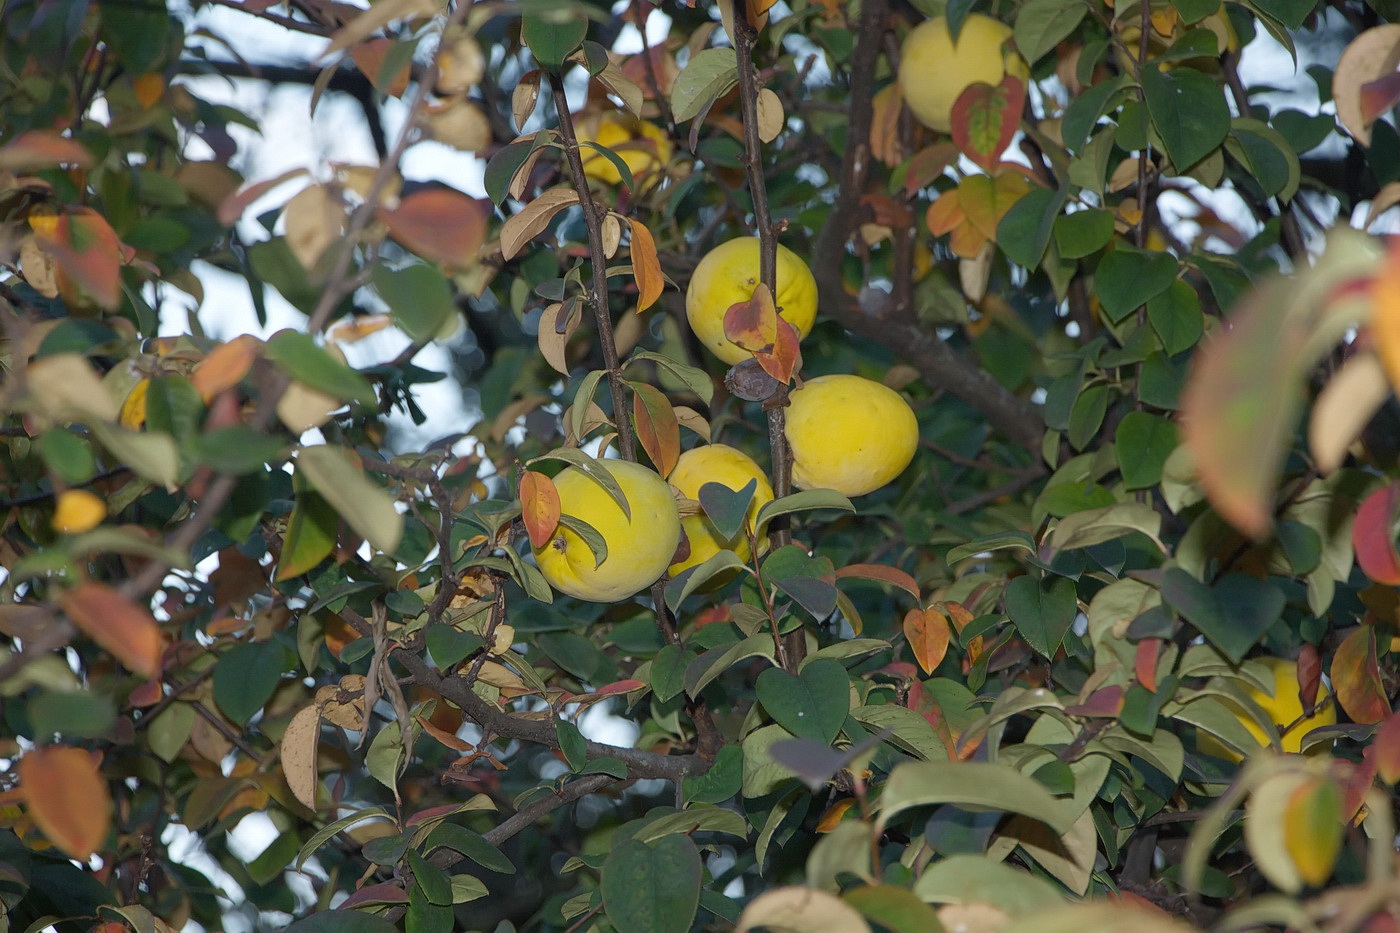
[52,489,106,534]
[120,377,150,428]
[1283,776,1343,888]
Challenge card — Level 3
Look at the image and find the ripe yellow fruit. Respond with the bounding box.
[668,444,775,576]
[532,459,681,603]
[785,374,919,497]
[52,489,106,534]
[685,237,819,365]
[898,14,1030,134]
[577,112,673,186]
[1199,657,1338,762]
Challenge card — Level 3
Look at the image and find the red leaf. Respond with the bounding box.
[519,470,561,549]
[1332,625,1392,725]
[950,75,1025,171]
[834,563,921,600]
[754,316,803,384]
[1298,643,1323,716]
[378,187,489,268]
[1134,638,1161,693]
[631,381,680,477]
[33,208,124,310]
[59,581,163,679]
[629,219,665,311]
[1372,711,1400,784]
[590,678,647,697]
[1362,72,1400,126]
[350,38,412,97]
[903,607,951,675]
[18,746,112,860]
[723,282,778,351]
[1064,685,1125,718]
[1353,483,1400,585]
[0,130,95,171]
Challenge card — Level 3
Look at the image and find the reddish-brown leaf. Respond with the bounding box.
[1064,685,1126,718]
[723,282,778,351]
[1362,72,1400,126]
[1298,643,1323,715]
[834,563,921,600]
[631,381,680,477]
[496,186,579,261]
[18,746,112,860]
[903,607,951,675]
[1134,638,1161,693]
[60,581,163,679]
[941,601,976,629]
[349,37,412,97]
[1353,483,1400,584]
[0,130,96,171]
[32,208,124,310]
[217,167,310,226]
[378,187,490,268]
[519,470,561,549]
[1371,712,1400,784]
[950,75,1025,171]
[1332,625,1392,725]
[903,143,960,197]
[754,317,803,384]
[629,219,665,311]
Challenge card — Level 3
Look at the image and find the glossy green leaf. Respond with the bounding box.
[601,835,701,933]
[1141,62,1230,170]
[756,660,849,744]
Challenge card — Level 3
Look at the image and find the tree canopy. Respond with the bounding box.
[5,1,1400,932]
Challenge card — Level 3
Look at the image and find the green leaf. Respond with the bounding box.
[1053,209,1115,260]
[88,421,179,490]
[601,835,702,933]
[1160,568,1283,663]
[556,718,586,772]
[266,331,376,407]
[374,262,454,343]
[195,425,288,475]
[528,448,632,518]
[1146,279,1203,356]
[665,550,748,613]
[684,633,775,698]
[683,744,743,804]
[761,545,839,620]
[755,489,855,527]
[1005,575,1078,659]
[296,807,393,869]
[408,850,453,907]
[1048,501,1162,551]
[1095,247,1179,323]
[1067,382,1108,450]
[1062,74,1130,152]
[297,446,404,555]
[912,854,1064,913]
[1115,411,1178,489]
[520,10,587,73]
[424,627,484,669]
[28,689,117,740]
[844,885,947,933]
[1226,118,1300,201]
[946,531,1037,564]
[671,48,738,124]
[284,911,399,933]
[650,643,693,703]
[38,428,96,484]
[879,761,1075,835]
[484,132,555,205]
[698,478,757,542]
[1141,62,1230,171]
[213,641,286,723]
[423,823,516,875]
[279,489,339,579]
[997,187,1067,270]
[625,351,715,405]
[756,660,850,744]
[1014,0,1088,66]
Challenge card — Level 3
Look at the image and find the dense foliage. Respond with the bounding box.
[6,1,1400,932]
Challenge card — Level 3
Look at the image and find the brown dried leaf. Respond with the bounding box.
[281,704,321,810]
[1309,348,1390,474]
[500,187,580,260]
[513,70,543,130]
[1334,24,1400,147]
[756,87,784,143]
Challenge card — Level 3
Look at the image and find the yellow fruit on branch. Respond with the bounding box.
[52,489,106,534]
[784,374,919,497]
[532,458,681,603]
[685,237,818,365]
[1199,656,1338,762]
[667,444,775,577]
[898,14,1030,134]
[577,112,673,186]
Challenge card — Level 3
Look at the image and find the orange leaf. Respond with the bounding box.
[519,470,561,549]
[0,130,95,171]
[724,282,779,351]
[1283,776,1344,888]
[925,189,964,236]
[903,607,951,675]
[1352,483,1400,585]
[33,207,124,310]
[1332,625,1392,725]
[815,797,856,832]
[1372,711,1400,784]
[1298,643,1323,715]
[350,37,412,97]
[950,75,1025,171]
[133,73,165,108]
[18,746,112,860]
[377,187,489,268]
[755,317,803,384]
[1372,239,1400,393]
[631,381,680,477]
[60,581,163,679]
[192,335,260,402]
[1134,637,1161,693]
[958,171,1031,242]
[629,219,665,311]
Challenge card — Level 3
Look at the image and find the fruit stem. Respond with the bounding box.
[734,14,804,670]
[547,72,638,463]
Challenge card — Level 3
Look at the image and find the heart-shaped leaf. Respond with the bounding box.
[755,659,850,743]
